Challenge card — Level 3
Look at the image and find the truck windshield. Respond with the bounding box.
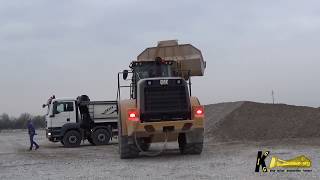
[134,63,173,81]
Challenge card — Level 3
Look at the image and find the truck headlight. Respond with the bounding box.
[48,132,52,136]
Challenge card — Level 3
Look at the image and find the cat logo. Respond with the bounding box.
[160,79,168,85]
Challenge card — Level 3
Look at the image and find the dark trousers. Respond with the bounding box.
[29,134,39,150]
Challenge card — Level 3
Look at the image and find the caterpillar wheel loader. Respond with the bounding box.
[117,40,206,159]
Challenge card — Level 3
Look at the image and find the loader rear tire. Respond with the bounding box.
[178,133,203,155]
[119,135,139,159]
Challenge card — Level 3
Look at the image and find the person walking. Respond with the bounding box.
[27,119,39,150]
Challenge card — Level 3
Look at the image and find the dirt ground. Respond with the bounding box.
[0,129,319,180]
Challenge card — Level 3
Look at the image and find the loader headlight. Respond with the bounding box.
[47,132,52,136]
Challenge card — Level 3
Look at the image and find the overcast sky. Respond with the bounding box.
[0,0,319,116]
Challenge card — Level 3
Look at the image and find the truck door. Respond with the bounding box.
[68,101,77,123]
[52,101,76,127]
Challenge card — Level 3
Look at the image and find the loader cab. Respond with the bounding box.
[131,59,175,81]
[129,58,177,99]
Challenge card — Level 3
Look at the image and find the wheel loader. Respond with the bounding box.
[117,40,206,158]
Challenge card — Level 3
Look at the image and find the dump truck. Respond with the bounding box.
[117,40,206,158]
[43,95,118,147]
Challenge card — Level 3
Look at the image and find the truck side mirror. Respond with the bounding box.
[123,70,129,80]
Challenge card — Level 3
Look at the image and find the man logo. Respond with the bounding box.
[255,151,270,172]
[160,79,168,85]
[102,105,117,115]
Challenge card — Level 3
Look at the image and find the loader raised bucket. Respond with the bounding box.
[137,40,206,78]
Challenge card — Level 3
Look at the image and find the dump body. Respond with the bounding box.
[83,101,118,123]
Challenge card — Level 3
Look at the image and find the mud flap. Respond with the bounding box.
[119,135,139,159]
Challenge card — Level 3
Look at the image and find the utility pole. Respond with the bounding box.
[271,90,275,104]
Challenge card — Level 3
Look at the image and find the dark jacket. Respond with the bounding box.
[27,122,36,136]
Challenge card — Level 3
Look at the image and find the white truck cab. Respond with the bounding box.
[44,95,118,147]
[46,98,77,128]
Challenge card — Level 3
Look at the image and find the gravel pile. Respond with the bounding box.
[204,102,244,139]
[205,101,320,142]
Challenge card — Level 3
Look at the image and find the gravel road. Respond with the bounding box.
[0,130,319,180]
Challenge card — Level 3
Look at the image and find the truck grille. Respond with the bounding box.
[144,86,188,111]
[141,85,190,121]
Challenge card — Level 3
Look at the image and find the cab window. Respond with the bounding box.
[134,63,173,81]
[54,102,74,114]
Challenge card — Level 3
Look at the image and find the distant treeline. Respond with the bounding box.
[0,113,45,130]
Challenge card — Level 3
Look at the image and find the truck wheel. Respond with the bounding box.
[178,133,203,155]
[92,129,111,145]
[63,130,81,148]
[119,135,139,159]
